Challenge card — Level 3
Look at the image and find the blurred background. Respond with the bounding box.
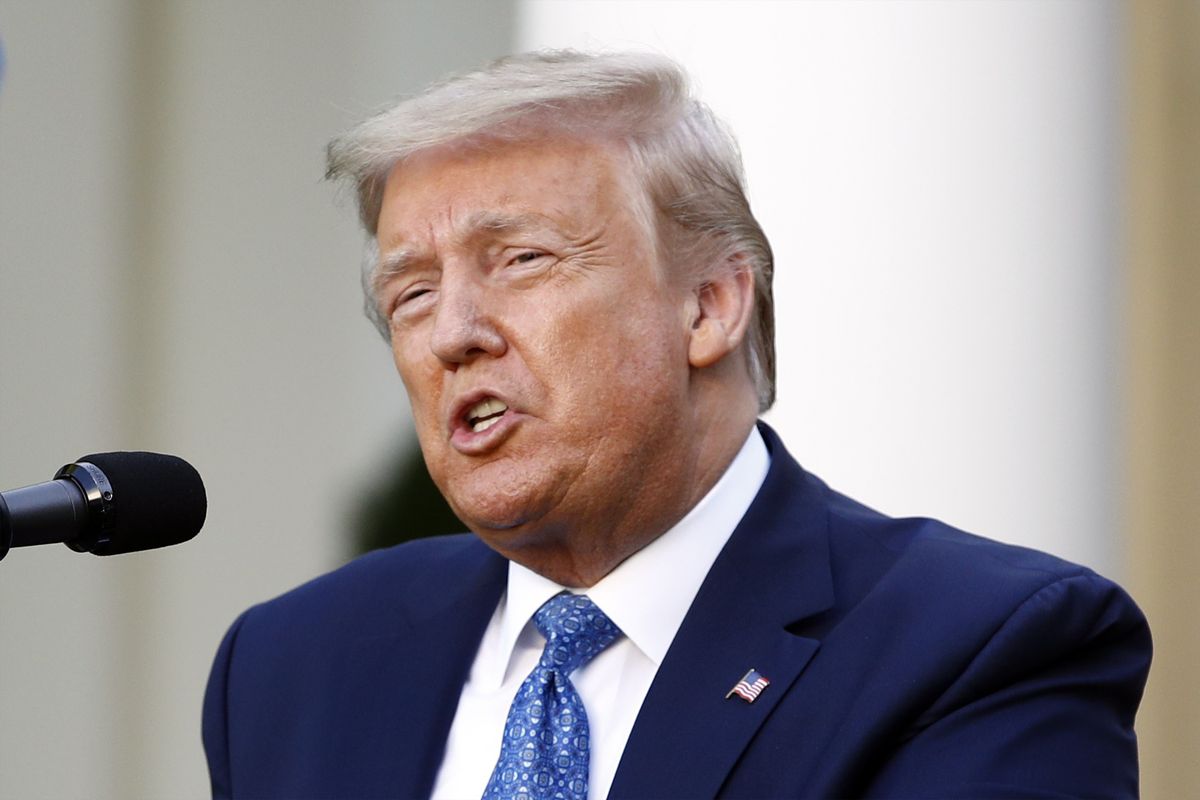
[0,1,1195,796]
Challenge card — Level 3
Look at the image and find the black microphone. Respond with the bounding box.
[0,452,207,561]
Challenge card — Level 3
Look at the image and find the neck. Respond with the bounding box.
[500,387,760,587]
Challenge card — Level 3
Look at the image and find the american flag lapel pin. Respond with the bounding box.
[726,668,771,703]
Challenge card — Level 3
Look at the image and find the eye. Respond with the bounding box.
[399,287,431,304]
[510,250,546,266]
[388,285,435,320]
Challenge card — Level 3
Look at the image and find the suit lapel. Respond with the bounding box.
[609,426,835,799]
[332,541,508,797]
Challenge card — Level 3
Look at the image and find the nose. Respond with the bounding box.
[429,273,506,366]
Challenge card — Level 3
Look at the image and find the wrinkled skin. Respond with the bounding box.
[374,135,757,585]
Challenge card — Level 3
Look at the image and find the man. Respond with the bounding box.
[203,51,1150,798]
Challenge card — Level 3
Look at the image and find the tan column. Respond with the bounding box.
[1126,0,1200,795]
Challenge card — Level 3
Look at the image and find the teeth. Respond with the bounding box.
[472,415,502,433]
[467,397,508,432]
[469,398,507,419]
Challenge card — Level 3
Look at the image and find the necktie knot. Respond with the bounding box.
[533,594,621,677]
[482,593,621,800]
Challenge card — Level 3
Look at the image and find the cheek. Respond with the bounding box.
[392,345,442,422]
[547,300,686,407]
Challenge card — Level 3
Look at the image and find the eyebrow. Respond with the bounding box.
[466,210,555,235]
[370,246,425,304]
[373,210,564,294]
[377,247,418,279]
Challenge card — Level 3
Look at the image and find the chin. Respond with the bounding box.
[452,495,570,560]
[438,458,571,537]
[459,510,529,535]
[445,486,538,536]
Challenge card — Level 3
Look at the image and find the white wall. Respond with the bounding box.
[519,0,1122,574]
[1,4,138,796]
[0,1,513,796]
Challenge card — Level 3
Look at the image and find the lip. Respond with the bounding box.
[448,389,522,455]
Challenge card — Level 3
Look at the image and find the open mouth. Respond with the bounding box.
[465,397,508,433]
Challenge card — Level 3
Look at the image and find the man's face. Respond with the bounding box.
[374,136,702,579]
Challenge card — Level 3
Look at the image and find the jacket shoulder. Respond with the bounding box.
[820,482,1112,617]
[202,534,504,798]
[207,533,499,700]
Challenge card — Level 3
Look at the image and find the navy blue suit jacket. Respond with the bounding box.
[203,425,1150,798]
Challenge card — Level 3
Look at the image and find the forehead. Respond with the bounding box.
[376,135,646,248]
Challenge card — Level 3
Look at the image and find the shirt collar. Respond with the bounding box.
[490,427,770,683]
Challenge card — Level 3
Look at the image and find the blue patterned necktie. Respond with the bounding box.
[482,593,622,800]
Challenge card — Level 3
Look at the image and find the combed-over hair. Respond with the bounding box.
[326,50,776,410]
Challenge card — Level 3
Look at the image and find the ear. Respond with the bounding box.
[687,256,756,369]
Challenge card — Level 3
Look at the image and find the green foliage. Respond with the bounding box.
[353,442,465,555]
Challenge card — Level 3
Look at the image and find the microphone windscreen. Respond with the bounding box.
[76,452,207,555]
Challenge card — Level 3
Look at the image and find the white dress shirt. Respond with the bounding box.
[431,428,770,800]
